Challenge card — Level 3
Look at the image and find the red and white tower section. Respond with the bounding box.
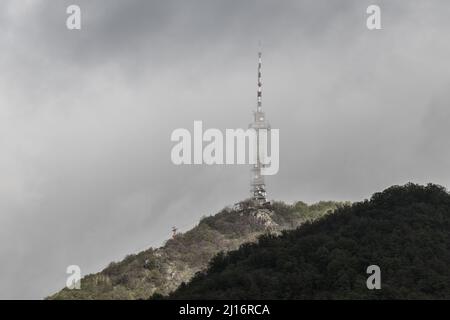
[249,51,270,204]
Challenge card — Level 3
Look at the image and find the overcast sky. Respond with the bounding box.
[1,0,450,299]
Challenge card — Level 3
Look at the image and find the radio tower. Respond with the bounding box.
[249,50,270,205]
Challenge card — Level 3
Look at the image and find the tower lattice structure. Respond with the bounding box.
[249,51,270,205]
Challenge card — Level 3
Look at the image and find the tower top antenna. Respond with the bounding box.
[257,50,262,112]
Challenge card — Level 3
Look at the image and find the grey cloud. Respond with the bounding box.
[1,0,450,298]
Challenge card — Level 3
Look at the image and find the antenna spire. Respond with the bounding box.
[257,50,262,112]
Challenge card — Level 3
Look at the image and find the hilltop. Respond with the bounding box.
[168,184,450,299]
[48,199,342,299]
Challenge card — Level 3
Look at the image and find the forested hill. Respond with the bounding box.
[48,200,341,299]
[168,184,450,299]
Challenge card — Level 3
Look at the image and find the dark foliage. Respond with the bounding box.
[168,183,450,299]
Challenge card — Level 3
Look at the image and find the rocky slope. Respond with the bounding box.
[48,200,342,299]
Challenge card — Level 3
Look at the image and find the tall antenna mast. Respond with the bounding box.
[249,47,270,206]
[257,51,262,112]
